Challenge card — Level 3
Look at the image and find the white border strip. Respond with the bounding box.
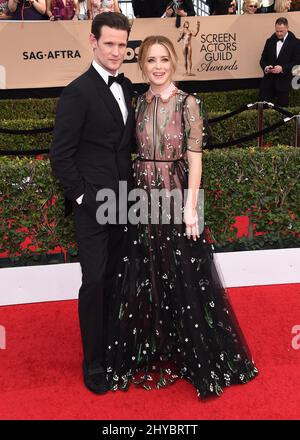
[1,248,300,306]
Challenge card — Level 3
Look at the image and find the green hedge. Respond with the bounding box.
[201,88,300,112]
[0,119,53,151]
[1,108,299,152]
[0,156,75,267]
[204,146,300,251]
[0,98,58,121]
[1,89,300,120]
[209,107,300,148]
[1,146,299,266]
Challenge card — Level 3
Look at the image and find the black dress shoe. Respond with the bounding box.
[82,361,109,395]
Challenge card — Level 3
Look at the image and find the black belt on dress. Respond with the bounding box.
[136,156,185,174]
[136,157,184,162]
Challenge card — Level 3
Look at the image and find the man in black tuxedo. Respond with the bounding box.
[50,12,135,394]
[259,17,300,107]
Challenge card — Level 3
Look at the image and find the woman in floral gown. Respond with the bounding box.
[105,36,258,398]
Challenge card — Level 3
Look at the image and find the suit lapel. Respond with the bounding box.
[87,65,124,127]
[277,34,289,61]
[118,82,135,150]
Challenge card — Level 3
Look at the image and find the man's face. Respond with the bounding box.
[275,24,288,40]
[89,25,128,75]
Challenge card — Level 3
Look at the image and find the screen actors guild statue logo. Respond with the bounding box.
[177,21,200,76]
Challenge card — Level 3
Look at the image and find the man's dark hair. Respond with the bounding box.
[275,17,289,27]
[91,12,130,40]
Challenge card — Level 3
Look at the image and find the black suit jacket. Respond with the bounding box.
[50,65,135,215]
[260,31,300,92]
[132,0,161,17]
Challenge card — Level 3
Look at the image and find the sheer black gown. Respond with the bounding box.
[104,86,258,398]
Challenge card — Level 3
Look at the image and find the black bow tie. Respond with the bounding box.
[276,37,284,42]
[108,73,124,87]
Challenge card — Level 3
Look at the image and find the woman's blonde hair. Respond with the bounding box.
[138,35,178,80]
[242,0,259,13]
[274,0,290,12]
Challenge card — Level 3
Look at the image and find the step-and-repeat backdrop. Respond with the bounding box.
[0,12,299,89]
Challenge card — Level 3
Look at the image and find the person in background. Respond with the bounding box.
[161,0,196,17]
[259,16,300,106]
[242,0,259,13]
[274,0,292,12]
[87,0,120,19]
[209,0,237,15]
[0,0,12,18]
[8,0,46,19]
[259,0,274,12]
[132,0,161,17]
[46,0,79,20]
[78,0,87,19]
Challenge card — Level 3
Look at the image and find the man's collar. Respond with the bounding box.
[92,60,119,85]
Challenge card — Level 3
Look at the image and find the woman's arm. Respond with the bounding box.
[46,0,53,18]
[73,0,80,19]
[86,0,92,19]
[31,0,46,15]
[114,0,121,13]
[8,0,18,13]
[183,95,204,240]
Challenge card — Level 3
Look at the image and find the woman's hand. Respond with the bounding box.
[174,8,187,16]
[183,205,199,241]
[165,6,174,16]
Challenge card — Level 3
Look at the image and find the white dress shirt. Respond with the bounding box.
[92,60,128,125]
[276,33,288,58]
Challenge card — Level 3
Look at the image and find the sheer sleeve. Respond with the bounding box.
[183,94,206,153]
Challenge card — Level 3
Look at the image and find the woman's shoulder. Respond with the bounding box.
[177,90,203,107]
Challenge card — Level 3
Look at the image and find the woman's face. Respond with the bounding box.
[143,43,173,90]
[246,2,258,13]
[286,0,292,10]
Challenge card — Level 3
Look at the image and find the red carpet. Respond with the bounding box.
[0,284,299,420]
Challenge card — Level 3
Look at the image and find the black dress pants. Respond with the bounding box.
[259,79,290,107]
[73,201,126,368]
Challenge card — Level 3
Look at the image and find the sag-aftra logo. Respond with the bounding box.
[22,50,81,60]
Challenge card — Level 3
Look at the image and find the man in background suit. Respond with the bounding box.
[259,16,300,106]
[50,12,134,394]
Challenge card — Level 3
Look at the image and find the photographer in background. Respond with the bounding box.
[161,0,196,17]
[208,0,237,14]
[259,16,300,106]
